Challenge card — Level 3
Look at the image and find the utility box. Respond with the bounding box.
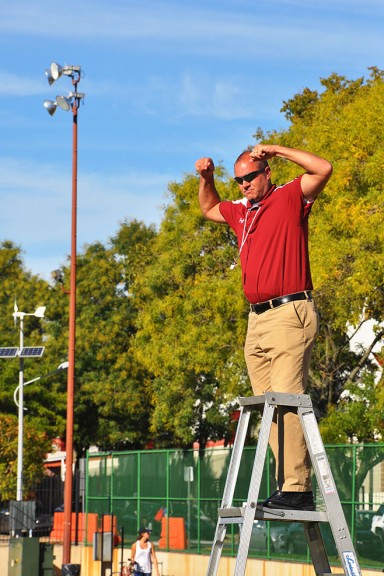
[8,538,54,576]
[8,538,40,576]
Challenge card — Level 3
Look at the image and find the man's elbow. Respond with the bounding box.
[324,160,333,180]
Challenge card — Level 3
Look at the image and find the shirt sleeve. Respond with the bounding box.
[219,200,243,231]
[278,175,314,221]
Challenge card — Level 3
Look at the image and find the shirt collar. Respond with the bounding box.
[247,184,276,210]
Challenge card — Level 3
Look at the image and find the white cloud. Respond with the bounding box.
[0,156,170,278]
[0,71,44,96]
[178,74,252,120]
[0,2,259,40]
[118,73,257,121]
[175,75,250,120]
[0,0,381,54]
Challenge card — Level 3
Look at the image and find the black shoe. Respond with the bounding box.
[259,490,279,506]
[263,490,315,511]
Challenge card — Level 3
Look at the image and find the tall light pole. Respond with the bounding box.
[11,304,46,501]
[44,61,85,567]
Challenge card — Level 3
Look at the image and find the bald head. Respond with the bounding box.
[235,150,269,171]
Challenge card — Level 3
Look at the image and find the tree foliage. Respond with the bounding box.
[0,242,57,499]
[318,371,384,502]
[131,171,249,447]
[0,414,51,500]
[48,221,158,455]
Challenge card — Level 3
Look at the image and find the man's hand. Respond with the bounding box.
[195,157,215,178]
[196,156,225,222]
[250,144,332,201]
[249,145,276,161]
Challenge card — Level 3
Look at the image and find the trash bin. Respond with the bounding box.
[62,565,81,576]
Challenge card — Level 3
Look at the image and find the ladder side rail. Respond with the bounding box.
[299,408,362,576]
[234,400,275,576]
[220,406,251,509]
[303,522,332,576]
[206,405,251,576]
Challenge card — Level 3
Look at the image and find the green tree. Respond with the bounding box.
[0,414,51,500]
[0,241,61,500]
[132,171,250,447]
[319,371,384,504]
[47,221,158,455]
[0,223,159,495]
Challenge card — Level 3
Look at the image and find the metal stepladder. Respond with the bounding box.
[207,392,362,576]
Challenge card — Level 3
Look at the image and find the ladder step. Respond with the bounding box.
[218,505,329,523]
[239,393,313,409]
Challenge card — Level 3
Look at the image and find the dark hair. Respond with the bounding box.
[137,527,151,539]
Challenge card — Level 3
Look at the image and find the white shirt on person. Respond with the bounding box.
[135,541,152,573]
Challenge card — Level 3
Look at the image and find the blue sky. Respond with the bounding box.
[1,0,383,280]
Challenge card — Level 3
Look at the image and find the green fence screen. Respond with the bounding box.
[86,443,384,569]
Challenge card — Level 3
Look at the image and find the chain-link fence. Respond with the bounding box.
[86,443,384,569]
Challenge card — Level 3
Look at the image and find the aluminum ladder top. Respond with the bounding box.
[206,392,362,576]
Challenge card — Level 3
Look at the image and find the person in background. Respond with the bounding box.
[130,527,160,576]
[195,144,332,511]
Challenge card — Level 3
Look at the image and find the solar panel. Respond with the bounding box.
[19,347,45,358]
[0,347,19,358]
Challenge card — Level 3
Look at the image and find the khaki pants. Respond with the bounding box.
[244,299,319,492]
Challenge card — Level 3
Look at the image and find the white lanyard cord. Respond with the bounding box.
[239,206,260,256]
[230,206,260,270]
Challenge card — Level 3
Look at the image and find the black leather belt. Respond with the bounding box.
[250,291,312,314]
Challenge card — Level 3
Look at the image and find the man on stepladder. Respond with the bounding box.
[195,144,332,511]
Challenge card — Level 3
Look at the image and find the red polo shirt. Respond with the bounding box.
[219,176,314,303]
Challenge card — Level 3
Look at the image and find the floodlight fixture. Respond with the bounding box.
[44,100,57,116]
[52,269,64,283]
[46,62,82,85]
[45,69,55,85]
[44,93,85,117]
[50,62,63,81]
[56,95,71,111]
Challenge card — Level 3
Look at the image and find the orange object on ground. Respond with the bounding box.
[158,517,187,549]
[50,512,98,543]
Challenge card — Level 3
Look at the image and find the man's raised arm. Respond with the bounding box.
[195,157,226,223]
[250,144,333,202]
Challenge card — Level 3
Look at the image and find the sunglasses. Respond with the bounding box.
[234,168,266,185]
